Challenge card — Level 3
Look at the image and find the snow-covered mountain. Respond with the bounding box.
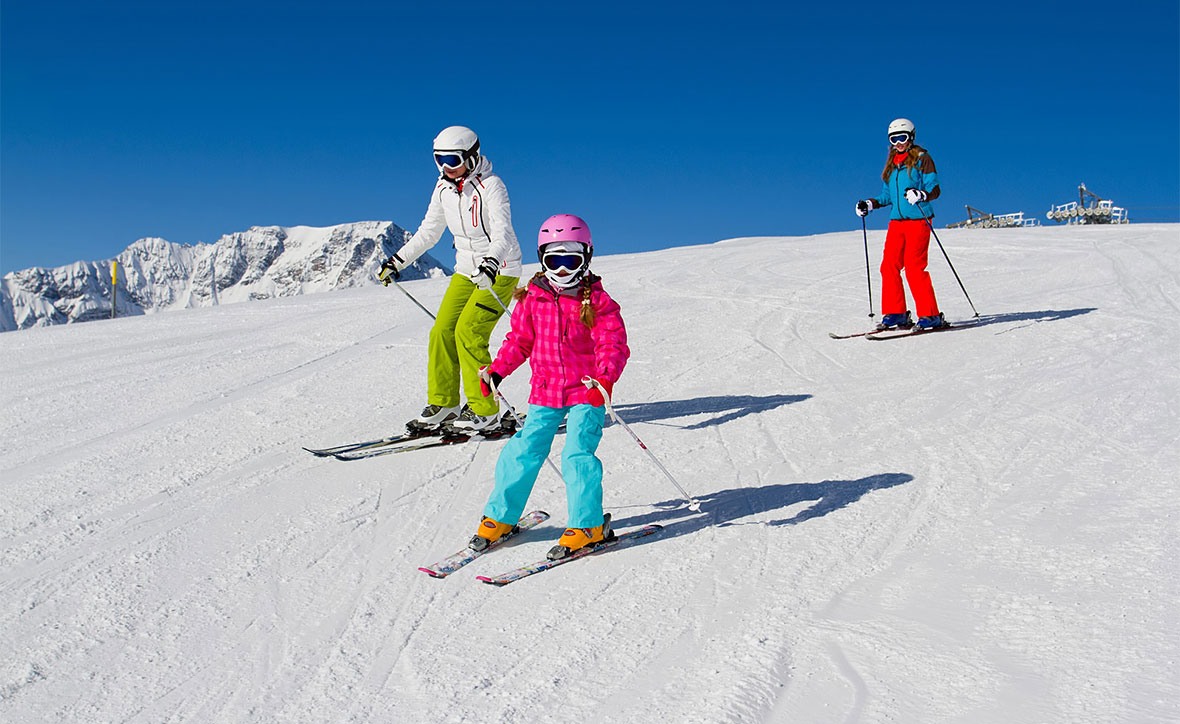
[0,221,446,332]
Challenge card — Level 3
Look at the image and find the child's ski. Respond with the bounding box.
[476,524,663,586]
[418,510,550,578]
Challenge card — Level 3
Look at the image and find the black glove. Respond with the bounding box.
[855,200,873,217]
[471,257,500,290]
[378,253,405,285]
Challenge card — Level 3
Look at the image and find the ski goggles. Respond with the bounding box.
[434,152,465,169]
[888,132,912,145]
[541,251,585,273]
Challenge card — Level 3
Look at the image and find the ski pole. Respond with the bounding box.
[861,216,875,320]
[389,278,438,320]
[483,374,566,483]
[916,206,980,318]
[583,377,702,512]
[387,272,562,477]
[481,286,567,483]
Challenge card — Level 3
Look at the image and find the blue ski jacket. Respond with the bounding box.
[872,150,940,221]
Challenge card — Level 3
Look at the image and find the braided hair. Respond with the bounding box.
[578,276,597,328]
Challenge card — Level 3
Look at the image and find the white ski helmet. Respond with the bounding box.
[887,118,915,136]
[432,125,481,173]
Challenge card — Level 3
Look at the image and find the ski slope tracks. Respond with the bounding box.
[1,224,1177,723]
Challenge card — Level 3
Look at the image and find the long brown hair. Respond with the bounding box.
[881,143,927,183]
[516,272,598,328]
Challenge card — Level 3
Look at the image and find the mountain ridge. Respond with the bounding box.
[0,221,446,332]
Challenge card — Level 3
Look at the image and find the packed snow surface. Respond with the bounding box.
[2,225,1177,723]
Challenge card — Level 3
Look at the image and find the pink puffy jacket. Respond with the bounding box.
[489,275,629,408]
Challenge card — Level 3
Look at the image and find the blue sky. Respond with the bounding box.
[2,1,1178,275]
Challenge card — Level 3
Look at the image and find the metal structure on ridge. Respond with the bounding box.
[947,205,1040,229]
[1046,183,1129,224]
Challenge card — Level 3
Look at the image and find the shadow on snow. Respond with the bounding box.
[970,307,1097,327]
[611,472,914,541]
[610,393,812,430]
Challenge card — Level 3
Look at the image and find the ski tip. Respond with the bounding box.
[475,575,504,585]
[418,567,447,578]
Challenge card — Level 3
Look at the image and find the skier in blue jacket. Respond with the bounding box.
[855,118,946,331]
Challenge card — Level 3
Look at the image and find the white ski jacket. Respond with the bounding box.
[397,157,522,279]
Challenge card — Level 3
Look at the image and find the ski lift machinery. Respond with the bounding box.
[947,205,1039,229]
[1046,183,1129,224]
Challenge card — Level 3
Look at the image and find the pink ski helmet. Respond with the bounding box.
[537,213,592,251]
[537,214,593,289]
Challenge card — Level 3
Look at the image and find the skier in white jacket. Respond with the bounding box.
[379,126,522,434]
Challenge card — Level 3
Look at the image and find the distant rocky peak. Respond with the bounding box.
[0,221,443,332]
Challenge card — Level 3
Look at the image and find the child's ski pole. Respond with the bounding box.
[583,377,701,512]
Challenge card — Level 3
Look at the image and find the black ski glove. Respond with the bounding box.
[378,253,405,286]
[472,257,500,290]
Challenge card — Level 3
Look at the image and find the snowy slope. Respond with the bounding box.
[1,225,1177,723]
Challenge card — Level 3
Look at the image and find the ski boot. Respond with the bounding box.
[546,514,614,561]
[875,311,913,331]
[916,312,948,331]
[469,517,518,552]
[443,404,505,436]
[407,404,460,433]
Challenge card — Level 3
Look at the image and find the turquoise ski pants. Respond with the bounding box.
[484,403,607,529]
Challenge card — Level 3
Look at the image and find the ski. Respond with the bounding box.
[302,428,438,457]
[829,328,904,340]
[476,524,663,586]
[865,321,979,340]
[332,428,516,460]
[418,510,551,578]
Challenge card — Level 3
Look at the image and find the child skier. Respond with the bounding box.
[470,214,630,561]
[855,117,947,331]
[379,125,523,433]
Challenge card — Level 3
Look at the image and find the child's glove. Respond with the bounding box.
[479,366,504,397]
[584,378,613,407]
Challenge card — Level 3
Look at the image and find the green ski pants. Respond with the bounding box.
[427,273,518,417]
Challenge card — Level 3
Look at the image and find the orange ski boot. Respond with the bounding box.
[547,514,614,560]
[469,517,517,552]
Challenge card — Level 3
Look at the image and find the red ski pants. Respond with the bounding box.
[881,219,940,318]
